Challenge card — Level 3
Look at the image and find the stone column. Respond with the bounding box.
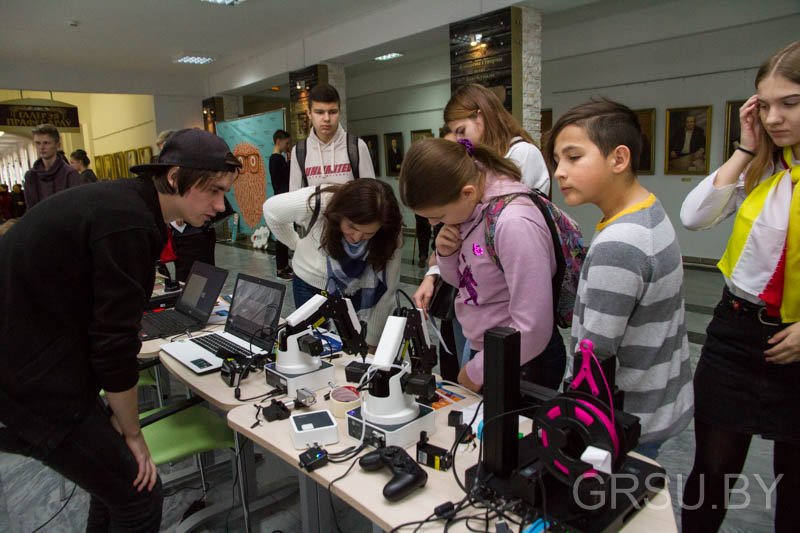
[323,63,347,130]
[520,7,542,144]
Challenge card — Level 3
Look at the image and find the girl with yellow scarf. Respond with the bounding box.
[680,41,800,533]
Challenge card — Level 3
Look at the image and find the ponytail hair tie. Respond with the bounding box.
[457,138,475,156]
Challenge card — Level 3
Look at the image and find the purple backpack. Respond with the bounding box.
[484,191,586,328]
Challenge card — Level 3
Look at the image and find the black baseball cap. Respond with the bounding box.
[130,128,241,175]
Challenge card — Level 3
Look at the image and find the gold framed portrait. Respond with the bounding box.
[665,105,712,175]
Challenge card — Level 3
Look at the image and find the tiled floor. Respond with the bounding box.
[0,237,778,533]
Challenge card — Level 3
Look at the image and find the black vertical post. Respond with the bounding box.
[483,327,520,479]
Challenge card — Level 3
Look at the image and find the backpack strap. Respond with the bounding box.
[296,138,308,188]
[306,185,322,233]
[483,191,564,318]
[346,133,360,180]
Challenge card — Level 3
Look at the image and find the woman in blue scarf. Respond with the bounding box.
[264,179,403,351]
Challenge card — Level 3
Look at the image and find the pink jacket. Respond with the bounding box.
[437,172,556,386]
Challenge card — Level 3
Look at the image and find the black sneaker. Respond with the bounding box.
[277,269,293,280]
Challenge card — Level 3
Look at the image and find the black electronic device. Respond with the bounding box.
[464,328,666,533]
[219,352,251,387]
[359,445,428,501]
[416,431,451,471]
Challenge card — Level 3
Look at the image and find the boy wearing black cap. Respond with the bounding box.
[0,128,241,532]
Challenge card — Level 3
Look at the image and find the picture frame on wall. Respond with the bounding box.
[665,105,712,175]
[94,156,104,179]
[102,154,115,179]
[137,146,153,166]
[113,152,127,179]
[634,108,656,175]
[125,150,138,174]
[361,135,380,176]
[410,129,434,145]
[384,132,404,177]
[724,100,746,161]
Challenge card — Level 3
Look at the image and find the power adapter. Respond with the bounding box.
[298,445,329,472]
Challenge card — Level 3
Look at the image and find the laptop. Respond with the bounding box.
[140,262,228,341]
[161,273,286,374]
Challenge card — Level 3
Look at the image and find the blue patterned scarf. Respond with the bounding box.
[326,238,387,312]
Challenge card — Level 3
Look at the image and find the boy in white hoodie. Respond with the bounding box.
[288,83,375,190]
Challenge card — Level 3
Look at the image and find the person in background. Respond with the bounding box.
[269,129,293,280]
[0,128,242,532]
[288,83,375,190]
[23,124,82,209]
[10,184,25,217]
[70,149,98,184]
[264,179,402,352]
[155,130,175,155]
[0,184,12,221]
[445,83,550,195]
[680,41,800,533]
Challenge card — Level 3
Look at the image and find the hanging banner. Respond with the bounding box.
[216,109,285,236]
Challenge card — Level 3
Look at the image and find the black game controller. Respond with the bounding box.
[359,445,428,501]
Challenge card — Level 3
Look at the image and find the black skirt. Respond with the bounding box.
[694,287,800,442]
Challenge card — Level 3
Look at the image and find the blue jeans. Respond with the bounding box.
[292,275,325,310]
[0,401,163,532]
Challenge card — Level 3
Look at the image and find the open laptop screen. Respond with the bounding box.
[173,261,228,323]
[225,274,286,351]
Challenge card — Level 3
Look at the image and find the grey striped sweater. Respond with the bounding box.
[570,195,694,443]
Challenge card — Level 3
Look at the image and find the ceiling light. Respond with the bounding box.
[374,52,403,61]
[174,55,215,65]
[200,0,247,5]
[270,86,280,91]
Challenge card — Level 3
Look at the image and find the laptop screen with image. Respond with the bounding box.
[225,274,285,351]
[174,262,228,323]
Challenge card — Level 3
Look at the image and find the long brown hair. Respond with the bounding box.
[444,84,537,155]
[399,138,521,210]
[744,41,800,193]
[314,179,402,272]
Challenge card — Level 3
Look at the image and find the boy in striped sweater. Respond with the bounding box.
[543,99,694,459]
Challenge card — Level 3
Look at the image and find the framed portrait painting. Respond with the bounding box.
[102,154,115,179]
[94,156,104,179]
[113,152,127,179]
[665,106,712,175]
[384,132,404,177]
[634,109,656,175]
[137,146,153,166]
[125,150,138,174]
[410,129,434,145]
[362,135,380,176]
[724,100,746,161]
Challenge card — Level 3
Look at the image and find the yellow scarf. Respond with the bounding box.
[718,146,800,322]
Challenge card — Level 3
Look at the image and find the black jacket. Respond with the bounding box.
[0,177,166,449]
[269,153,290,195]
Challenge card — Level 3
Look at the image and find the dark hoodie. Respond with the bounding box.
[23,156,82,209]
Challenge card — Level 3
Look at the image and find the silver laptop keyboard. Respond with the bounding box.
[190,334,253,358]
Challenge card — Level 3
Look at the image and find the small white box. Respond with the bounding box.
[290,409,339,449]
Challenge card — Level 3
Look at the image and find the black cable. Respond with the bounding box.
[327,443,365,463]
[225,447,241,533]
[449,399,483,495]
[236,386,285,403]
[537,472,549,532]
[395,288,416,310]
[31,482,77,533]
[327,454,362,533]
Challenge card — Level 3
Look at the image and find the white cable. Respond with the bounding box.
[439,379,482,398]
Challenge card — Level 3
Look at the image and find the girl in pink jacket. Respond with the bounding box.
[400,138,557,392]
